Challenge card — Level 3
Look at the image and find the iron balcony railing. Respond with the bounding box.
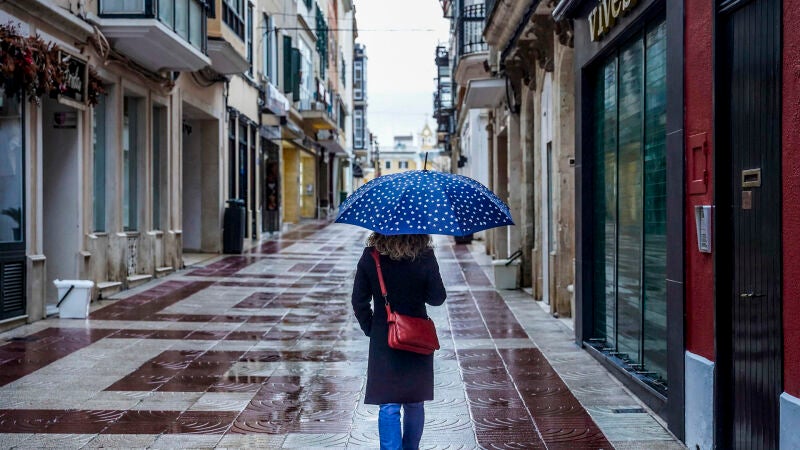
[98,0,208,53]
[457,3,488,59]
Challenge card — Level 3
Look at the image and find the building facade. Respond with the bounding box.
[555,0,800,447]
[555,0,685,439]
[437,0,576,315]
[0,0,358,329]
[352,43,370,186]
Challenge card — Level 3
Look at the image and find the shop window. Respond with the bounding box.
[590,18,667,388]
[385,161,391,170]
[0,89,23,243]
[93,92,107,233]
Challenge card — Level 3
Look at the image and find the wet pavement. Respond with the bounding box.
[0,222,686,449]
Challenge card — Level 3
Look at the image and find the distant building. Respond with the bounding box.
[352,43,370,186]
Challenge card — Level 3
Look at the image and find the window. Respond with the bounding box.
[123,97,140,231]
[188,0,203,50]
[246,2,253,76]
[228,114,236,197]
[100,0,145,14]
[354,109,364,149]
[0,89,24,243]
[238,118,248,204]
[249,124,257,238]
[101,0,206,51]
[385,160,391,169]
[223,0,245,39]
[591,19,667,387]
[297,38,313,110]
[399,161,408,169]
[546,142,555,251]
[152,106,167,230]
[92,93,106,233]
[175,0,189,42]
[262,14,275,81]
[354,60,363,100]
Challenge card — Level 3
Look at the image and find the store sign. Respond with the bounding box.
[59,52,87,103]
[588,0,639,42]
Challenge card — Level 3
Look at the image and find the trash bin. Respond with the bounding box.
[492,252,522,289]
[454,233,473,244]
[223,199,246,254]
[53,279,94,318]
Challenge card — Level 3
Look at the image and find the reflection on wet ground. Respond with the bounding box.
[0,222,683,449]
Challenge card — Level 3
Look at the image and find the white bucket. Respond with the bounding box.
[492,259,521,290]
[53,280,94,319]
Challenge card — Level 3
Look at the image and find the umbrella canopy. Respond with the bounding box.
[335,170,514,236]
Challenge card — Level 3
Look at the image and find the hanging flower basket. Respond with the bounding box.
[0,22,105,106]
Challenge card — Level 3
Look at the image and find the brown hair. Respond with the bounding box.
[367,233,432,260]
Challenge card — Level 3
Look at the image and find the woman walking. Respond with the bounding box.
[351,232,447,450]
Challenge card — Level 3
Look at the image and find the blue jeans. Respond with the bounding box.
[378,402,425,450]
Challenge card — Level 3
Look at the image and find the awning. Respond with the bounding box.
[464,78,506,109]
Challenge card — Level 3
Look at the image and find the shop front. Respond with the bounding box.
[560,0,685,438]
[0,89,25,321]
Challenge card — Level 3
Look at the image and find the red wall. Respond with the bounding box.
[684,0,715,361]
[783,0,800,398]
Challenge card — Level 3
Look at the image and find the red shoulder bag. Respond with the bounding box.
[371,249,440,355]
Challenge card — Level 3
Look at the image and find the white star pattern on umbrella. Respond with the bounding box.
[335,170,514,236]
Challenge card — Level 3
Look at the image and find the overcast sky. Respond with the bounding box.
[353,0,450,147]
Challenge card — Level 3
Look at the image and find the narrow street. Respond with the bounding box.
[0,223,683,449]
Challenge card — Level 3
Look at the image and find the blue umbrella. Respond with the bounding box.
[335,170,514,236]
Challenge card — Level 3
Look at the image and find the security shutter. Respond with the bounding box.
[0,260,25,319]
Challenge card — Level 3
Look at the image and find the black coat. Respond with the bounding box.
[351,246,447,405]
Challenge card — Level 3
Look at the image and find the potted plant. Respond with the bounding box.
[1,207,21,240]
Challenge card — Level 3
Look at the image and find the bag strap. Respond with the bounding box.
[370,248,390,306]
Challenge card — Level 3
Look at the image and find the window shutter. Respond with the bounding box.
[283,36,293,96]
[1,261,25,319]
[291,48,301,102]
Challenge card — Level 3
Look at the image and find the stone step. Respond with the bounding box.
[155,266,174,278]
[96,281,122,299]
[126,274,153,289]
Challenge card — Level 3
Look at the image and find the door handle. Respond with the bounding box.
[739,292,766,298]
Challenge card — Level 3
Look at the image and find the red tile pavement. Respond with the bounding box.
[0,222,623,449]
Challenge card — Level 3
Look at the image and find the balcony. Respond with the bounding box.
[206,0,249,74]
[261,82,290,116]
[97,0,211,72]
[454,2,489,87]
[300,101,337,131]
[298,79,339,131]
